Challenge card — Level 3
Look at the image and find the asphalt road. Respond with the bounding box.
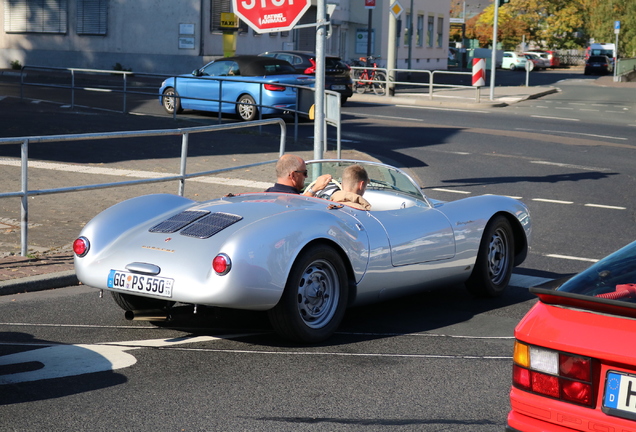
[1,67,635,430]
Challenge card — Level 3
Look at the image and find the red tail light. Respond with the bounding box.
[264,84,286,91]
[304,58,317,74]
[212,253,231,275]
[73,236,90,257]
[513,341,594,407]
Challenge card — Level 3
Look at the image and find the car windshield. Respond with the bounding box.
[306,160,425,201]
[557,241,636,301]
[531,241,636,316]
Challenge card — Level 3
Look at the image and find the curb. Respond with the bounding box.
[0,270,78,296]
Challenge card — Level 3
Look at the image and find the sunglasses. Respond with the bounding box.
[294,170,308,177]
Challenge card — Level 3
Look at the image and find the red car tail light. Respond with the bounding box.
[264,83,286,91]
[73,236,90,257]
[212,253,231,275]
[304,58,317,74]
[513,341,595,407]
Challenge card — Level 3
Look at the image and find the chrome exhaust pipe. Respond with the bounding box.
[125,309,171,321]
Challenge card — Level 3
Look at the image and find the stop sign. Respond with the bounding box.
[232,0,311,33]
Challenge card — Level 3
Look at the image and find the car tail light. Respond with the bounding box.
[212,253,231,275]
[304,58,317,74]
[73,236,90,257]
[264,83,286,91]
[513,341,594,407]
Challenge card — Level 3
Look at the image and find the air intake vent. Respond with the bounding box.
[149,210,210,233]
[180,213,243,239]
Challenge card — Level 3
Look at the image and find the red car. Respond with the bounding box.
[508,241,636,432]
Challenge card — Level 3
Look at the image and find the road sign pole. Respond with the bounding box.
[614,20,620,82]
[313,0,326,159]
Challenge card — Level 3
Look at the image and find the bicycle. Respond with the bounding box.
[352,56,386,96]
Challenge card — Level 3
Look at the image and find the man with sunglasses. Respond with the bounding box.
[265,154,332,196]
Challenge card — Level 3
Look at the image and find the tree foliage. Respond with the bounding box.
[463,0,635,56]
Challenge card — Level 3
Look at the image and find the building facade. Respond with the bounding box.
[0,0,450,74]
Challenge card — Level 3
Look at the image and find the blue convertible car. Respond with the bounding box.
[159,55,314,121]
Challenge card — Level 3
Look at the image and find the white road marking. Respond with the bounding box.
[395,105,490,114]
[544,254,599,263]
[530,160,612,171]
[532,198,574,204]
[585,203,626,210]
[0,158,271,190]
[509,274,552,288]
[431,188,471,194]
[0,335,250,384]
[531,115,579,122]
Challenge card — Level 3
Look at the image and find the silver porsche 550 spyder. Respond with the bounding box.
[74,159,531,343]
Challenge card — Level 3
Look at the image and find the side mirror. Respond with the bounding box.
[192,69,202,76]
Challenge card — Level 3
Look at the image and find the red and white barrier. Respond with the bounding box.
[472,58,486,87]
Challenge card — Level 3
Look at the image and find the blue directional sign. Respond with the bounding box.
[615,20,621,33]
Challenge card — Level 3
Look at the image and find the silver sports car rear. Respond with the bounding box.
[74,160,531,342]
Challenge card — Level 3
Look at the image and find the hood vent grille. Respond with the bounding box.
[149,210,210,233]
[180,212,243,239]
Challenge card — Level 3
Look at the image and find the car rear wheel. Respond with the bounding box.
[465,215,514,298]
[509,65,516,71]
[268,244,349,343]
[236,94,258,121]
[111,291,174,311]
[162,88,182,114]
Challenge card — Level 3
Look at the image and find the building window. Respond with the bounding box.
[416,15,423,47]
[427,15,434,47]
[77,0,107,35]
[404,13,410,46]
[4,0,68,33]
[211,0,231,33]
[437,16,443,47]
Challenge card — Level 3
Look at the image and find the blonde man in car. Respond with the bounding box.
[331,164,371,210]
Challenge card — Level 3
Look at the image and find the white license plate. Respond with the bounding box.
[603,371,636,420]
[107,270,174,298]
[331,85,346,90]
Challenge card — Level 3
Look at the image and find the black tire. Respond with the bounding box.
[111,291,174,311]
[465,215,514,298]
[236,94,258,121]
[509,65,516,71]
[340,97,348,106]
[268,245,349,343]
[372,72,387,96]
[162,88,182,114]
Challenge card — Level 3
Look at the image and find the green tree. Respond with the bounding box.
[583,0,636,56]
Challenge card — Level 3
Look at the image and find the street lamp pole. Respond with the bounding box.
[489,1,499,101]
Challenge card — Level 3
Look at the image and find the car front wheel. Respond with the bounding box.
[465,215,514,298]
[162,88,182,114]
[268,244,349,343]
[236,94,258,121]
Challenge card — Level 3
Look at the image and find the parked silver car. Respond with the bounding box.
[74,159,532,343]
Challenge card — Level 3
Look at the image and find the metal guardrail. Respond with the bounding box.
[0,119,287,256]
[350,66,476,101]
[16,65,343,147]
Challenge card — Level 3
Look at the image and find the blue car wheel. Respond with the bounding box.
[162,87,183,114]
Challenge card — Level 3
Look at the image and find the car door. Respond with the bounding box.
[372,204,456,266]
[184,60,231,111]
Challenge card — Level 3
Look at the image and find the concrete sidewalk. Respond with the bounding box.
[0,83,558,297]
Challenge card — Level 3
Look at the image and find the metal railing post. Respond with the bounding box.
[179,132,189,196]
[71,69,75,109]
[123,73,128,114]
[20,139,29,256]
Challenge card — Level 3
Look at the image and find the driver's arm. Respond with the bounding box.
[304,174,333,196]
